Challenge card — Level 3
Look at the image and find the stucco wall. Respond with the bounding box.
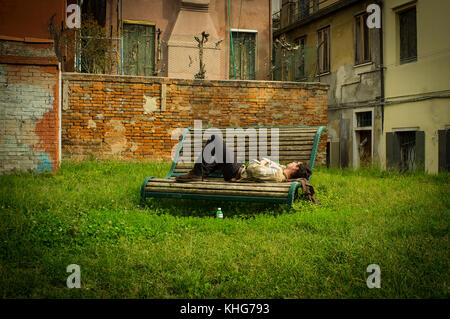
[383,100,450,173]
[0,0,65,40]
[382,0,450,173]
[121,0,272,80]
[0,38,60,174]
[276,0,383,168]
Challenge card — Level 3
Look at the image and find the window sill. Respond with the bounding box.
[317,71,331,76]
[400,58,417,65]
[354,126,373,131]
[354,61,373,68]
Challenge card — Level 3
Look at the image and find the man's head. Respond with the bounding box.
[285,161,312,180]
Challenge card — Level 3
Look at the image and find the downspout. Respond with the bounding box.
[120,0,123,75]
[58,62,62,165]
[269,0,272,80]
[316,40,324,82]
[379,0,384,132]
[228,0,236,79]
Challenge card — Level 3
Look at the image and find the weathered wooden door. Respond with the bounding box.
[123,23,155,76]
[230,32,256,80]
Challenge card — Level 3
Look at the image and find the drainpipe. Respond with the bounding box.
[379,0,385,132]
[119,0,123,75]
[269,0,272,80]
[316,40,324,82]
[228,0,236,79]
[59,62,62,165]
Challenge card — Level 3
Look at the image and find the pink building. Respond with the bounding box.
[108,0,273,80]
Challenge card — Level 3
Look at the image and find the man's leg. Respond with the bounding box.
[176,134,222,182]
[193,134,223,177]
[176,134,242,181]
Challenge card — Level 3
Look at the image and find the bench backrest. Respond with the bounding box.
[168,126,326,177]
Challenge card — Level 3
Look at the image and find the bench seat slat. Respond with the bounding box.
[145,187,289,198]
[146,182,292,192]
[147,178,294,188]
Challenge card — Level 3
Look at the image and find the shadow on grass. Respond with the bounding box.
[141,197,292,219]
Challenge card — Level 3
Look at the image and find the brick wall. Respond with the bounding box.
[62,73,328,165]
[0,37,60,174]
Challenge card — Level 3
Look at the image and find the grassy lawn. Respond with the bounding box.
[0,160,448,298]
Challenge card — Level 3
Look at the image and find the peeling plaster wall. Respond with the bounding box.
[277,0,383,168]
[62,73,328,165]
[0,39,60,174]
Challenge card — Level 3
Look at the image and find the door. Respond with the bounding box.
[123,23,155,76]
[230,31,256,80]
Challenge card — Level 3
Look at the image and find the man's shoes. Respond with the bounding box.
[175,171,202,182]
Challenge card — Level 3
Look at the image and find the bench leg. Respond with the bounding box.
[140,176,153,209]
[139,192,149,209]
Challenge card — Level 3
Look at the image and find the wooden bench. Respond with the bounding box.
[140,126,326,208]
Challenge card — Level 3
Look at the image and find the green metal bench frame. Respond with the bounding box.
[140,126,326,208]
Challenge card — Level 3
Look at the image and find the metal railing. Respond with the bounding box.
[274,0,334,29]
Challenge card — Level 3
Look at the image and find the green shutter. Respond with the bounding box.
[230,32,256,80]
[438,130,450,172]
[386,132,400,169]
[415,131,425,171]
[123,23,155,76]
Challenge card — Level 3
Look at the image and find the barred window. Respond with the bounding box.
[230,31,256,80]
[356,111,372,127]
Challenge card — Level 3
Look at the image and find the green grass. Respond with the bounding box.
[0,160,448,298]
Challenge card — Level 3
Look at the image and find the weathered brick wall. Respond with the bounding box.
[0,38,60,174]
[62,73,328,165]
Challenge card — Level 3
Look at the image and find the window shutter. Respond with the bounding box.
[438,130,450,172]
[247,35,256,80]
[123,24,155,76]
[386,132,400,169]
[447,130,450,171]
[415,131,425,171]
[230,32,255,80]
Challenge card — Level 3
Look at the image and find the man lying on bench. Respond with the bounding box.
[175,134,319,204]
[176,134,312,183]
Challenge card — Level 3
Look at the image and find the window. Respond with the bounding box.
[317,26,330,74]
[398,6,417,64]
[296,36,306,80]
[356,111,372,127]
[230,31,256,80]
[355,12,371,64]
[386,130,425,172]
[123,22,155,76]
[354,110,373,168]
[288,1,309,23]
[297,0,310,20]
[398,131,417,171]
[272,35,305,82]
[313,0,319,13]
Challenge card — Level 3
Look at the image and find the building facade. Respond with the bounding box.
[382,0,450,173]
[0,0,272,80]
[120,0,272,80]
[274,0,449,173]
[274,0,383,169]
[0,0,64,173]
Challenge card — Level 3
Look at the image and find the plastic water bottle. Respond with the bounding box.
[216,207,223,219]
